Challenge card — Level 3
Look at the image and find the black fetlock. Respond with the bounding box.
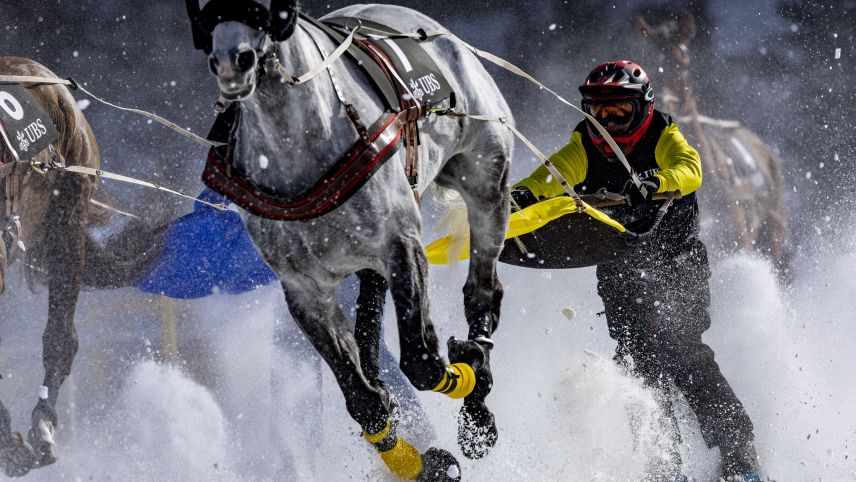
[447,337,498,459]
[417,447,461,482]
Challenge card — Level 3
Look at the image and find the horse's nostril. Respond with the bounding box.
[236,50,257,73]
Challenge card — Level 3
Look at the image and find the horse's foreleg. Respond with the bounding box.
[0,353,35,477]
[29,173,90,468]
[442,152,510,459]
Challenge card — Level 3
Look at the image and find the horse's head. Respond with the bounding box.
[636,8,699,67]
[186,0,298,101]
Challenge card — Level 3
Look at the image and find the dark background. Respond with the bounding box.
[2,0,854,245]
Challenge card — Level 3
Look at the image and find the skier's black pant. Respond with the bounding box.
[596,238,756,474]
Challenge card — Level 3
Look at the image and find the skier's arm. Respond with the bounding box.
[513,130,588,199]
[653,123,702,195]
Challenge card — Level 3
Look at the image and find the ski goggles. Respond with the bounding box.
[582,99,638,134]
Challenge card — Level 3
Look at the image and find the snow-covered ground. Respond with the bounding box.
[1,211,854,481]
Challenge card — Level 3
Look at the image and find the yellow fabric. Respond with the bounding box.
[432,363,476,399]
[653,123,702,195]
[378,438,423,480]
[425,197,627,265]
[513,130,588,199]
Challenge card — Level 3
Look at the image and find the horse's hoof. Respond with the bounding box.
[417,447,461,482]
[28,421,58,468]
[457,399,498,460]
[0,432,35,478]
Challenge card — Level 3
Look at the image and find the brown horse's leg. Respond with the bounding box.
[0,373,36,477]
[29,171,90,468]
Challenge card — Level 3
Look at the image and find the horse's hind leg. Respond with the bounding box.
[353,270,436,447]
[28,171,91,468]
[353,270,387,382]
[437,149,510,459]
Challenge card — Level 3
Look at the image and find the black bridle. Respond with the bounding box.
[186,0,299,55]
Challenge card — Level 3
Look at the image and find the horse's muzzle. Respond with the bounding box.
[209,50,258,100]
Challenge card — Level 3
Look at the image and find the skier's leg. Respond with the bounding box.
[658,241,758,477]
[597,262,683,479]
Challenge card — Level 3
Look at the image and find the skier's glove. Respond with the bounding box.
[624,177,660,207]
[510,187,538,210]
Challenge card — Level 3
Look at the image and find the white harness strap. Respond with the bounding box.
[353,27,644,192]
[0,75,221,149]
[272,26,359,86]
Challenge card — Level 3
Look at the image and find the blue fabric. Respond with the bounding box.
[134,189,278,299]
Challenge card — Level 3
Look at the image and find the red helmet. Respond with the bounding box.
[579,60,655,157]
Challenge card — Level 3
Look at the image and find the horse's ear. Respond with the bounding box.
[186,0,213,53]
[636,15,655,38]
[269,0,299,42]
[677,11,698,44]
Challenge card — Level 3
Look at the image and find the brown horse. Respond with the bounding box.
[637,12,789,271]
[0,56,102,477]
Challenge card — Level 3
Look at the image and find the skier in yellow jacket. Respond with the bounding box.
[512,60,762,482]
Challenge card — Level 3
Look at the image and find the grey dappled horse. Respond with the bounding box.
[187,1,513,479]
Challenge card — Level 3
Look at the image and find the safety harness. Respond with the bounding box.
[200,10,455,221]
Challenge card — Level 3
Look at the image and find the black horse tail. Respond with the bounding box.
[81,219,167,290]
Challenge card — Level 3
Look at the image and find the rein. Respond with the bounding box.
[0,76,227,211]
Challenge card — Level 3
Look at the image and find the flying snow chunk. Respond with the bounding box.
[38,386,48,400]
[562,307,575,321]
[259,154,270,170]
[548,23,557,31]
[76,99,91,111]
[446,465,460,479]
[72,51,79,58]
[834,48,842,60]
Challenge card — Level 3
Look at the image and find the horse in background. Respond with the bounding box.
[637,11,789,272]
[0,56,169,478]
[0,56,106,477]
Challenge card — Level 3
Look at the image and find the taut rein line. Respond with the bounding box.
[0,76,226,211]
[1,14,646,220]
[257,15,646,214]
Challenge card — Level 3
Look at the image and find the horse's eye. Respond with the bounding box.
[235,50,257,73]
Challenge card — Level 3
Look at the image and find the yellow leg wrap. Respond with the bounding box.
[378,437,423,480]
[363,422,423,480]
[432,363,476,399]
[363,422,392,444]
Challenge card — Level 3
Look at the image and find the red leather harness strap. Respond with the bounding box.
[202,107,427,221]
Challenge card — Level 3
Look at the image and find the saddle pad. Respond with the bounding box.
[0,84,59,162]
[323,16,453,107]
